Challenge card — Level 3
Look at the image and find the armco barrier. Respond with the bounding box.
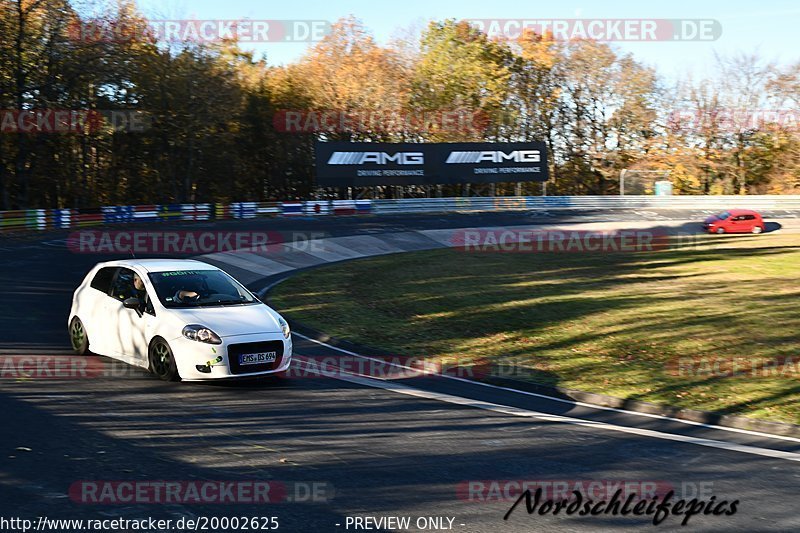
[159,203,183,221]
[74,207,104,227]
[356,199,372,214]
[298,200,371,215]
[102,205,134,224]
[332,200,357,215]
[0,209,44,231]
[2,196,800,232]
[370,196,800,215]
[179,203,211,221]
[256,202,281,216]
[134,204,159,222]
[281,202,303,216]
[304,201,331,215]
[231,201,257,219]
[54,208,71,228]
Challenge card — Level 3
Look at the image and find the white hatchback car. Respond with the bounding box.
[68,259,292,381]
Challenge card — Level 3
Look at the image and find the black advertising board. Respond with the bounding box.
[314,142,548,187]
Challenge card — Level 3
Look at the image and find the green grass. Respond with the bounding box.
[271,233,800,424]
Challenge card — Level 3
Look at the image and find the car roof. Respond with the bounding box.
[95,259,220,273]
[724,209,760,215]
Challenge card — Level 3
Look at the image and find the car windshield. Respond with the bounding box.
[147,269,258,308]
[717,211,731,220]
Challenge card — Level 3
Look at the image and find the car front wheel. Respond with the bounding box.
[149,338,180,381]
[715,227,726,234]
[69,317,89,355]
[752,225,763,234]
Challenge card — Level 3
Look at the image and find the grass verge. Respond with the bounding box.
[271,233,800,424]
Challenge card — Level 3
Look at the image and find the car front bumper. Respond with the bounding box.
[171,332,293,381]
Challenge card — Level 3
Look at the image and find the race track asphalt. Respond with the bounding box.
[1,208,799,532]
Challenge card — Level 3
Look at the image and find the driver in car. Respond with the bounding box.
[175,289,200,303]
[133,273,153,314]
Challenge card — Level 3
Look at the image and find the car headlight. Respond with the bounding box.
[278,316,291,339]
[182,324,222,344]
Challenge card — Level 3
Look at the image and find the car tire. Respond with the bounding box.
[149,338,181,382]
[69,316,90,355]
[715,227,726,234]
[752,226,763,234]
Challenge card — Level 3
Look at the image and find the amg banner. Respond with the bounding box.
[314,142,548,187]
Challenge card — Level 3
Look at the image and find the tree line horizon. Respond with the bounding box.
[1,1,798,209]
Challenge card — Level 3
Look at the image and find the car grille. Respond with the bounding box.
[227,340,285,375]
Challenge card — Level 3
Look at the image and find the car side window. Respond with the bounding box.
[110,268,155,316]
[110,268,137,301]
[744,215,755,220]
[141,288,155,316]
[90,267,117,294]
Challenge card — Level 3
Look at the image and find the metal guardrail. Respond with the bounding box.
[0,202,277,232]
[370,196,800,215]
[2,196,800,232]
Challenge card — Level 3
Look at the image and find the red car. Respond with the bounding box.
[704,209,765,234]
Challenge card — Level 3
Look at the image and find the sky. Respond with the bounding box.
[132,0,800,82]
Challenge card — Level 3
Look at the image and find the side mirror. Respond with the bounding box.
[123,297,142,317]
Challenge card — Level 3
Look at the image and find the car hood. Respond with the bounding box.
[168,304,282,337]
[704,215,720,223]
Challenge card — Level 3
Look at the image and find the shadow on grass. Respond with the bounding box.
[272,235,800,422]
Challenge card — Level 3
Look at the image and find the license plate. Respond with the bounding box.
[239,352,277,365]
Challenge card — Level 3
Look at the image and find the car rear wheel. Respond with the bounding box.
[715,227,726,234]
[69,317,89,355]
[752,225,763,234]
[149,338,180,381]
